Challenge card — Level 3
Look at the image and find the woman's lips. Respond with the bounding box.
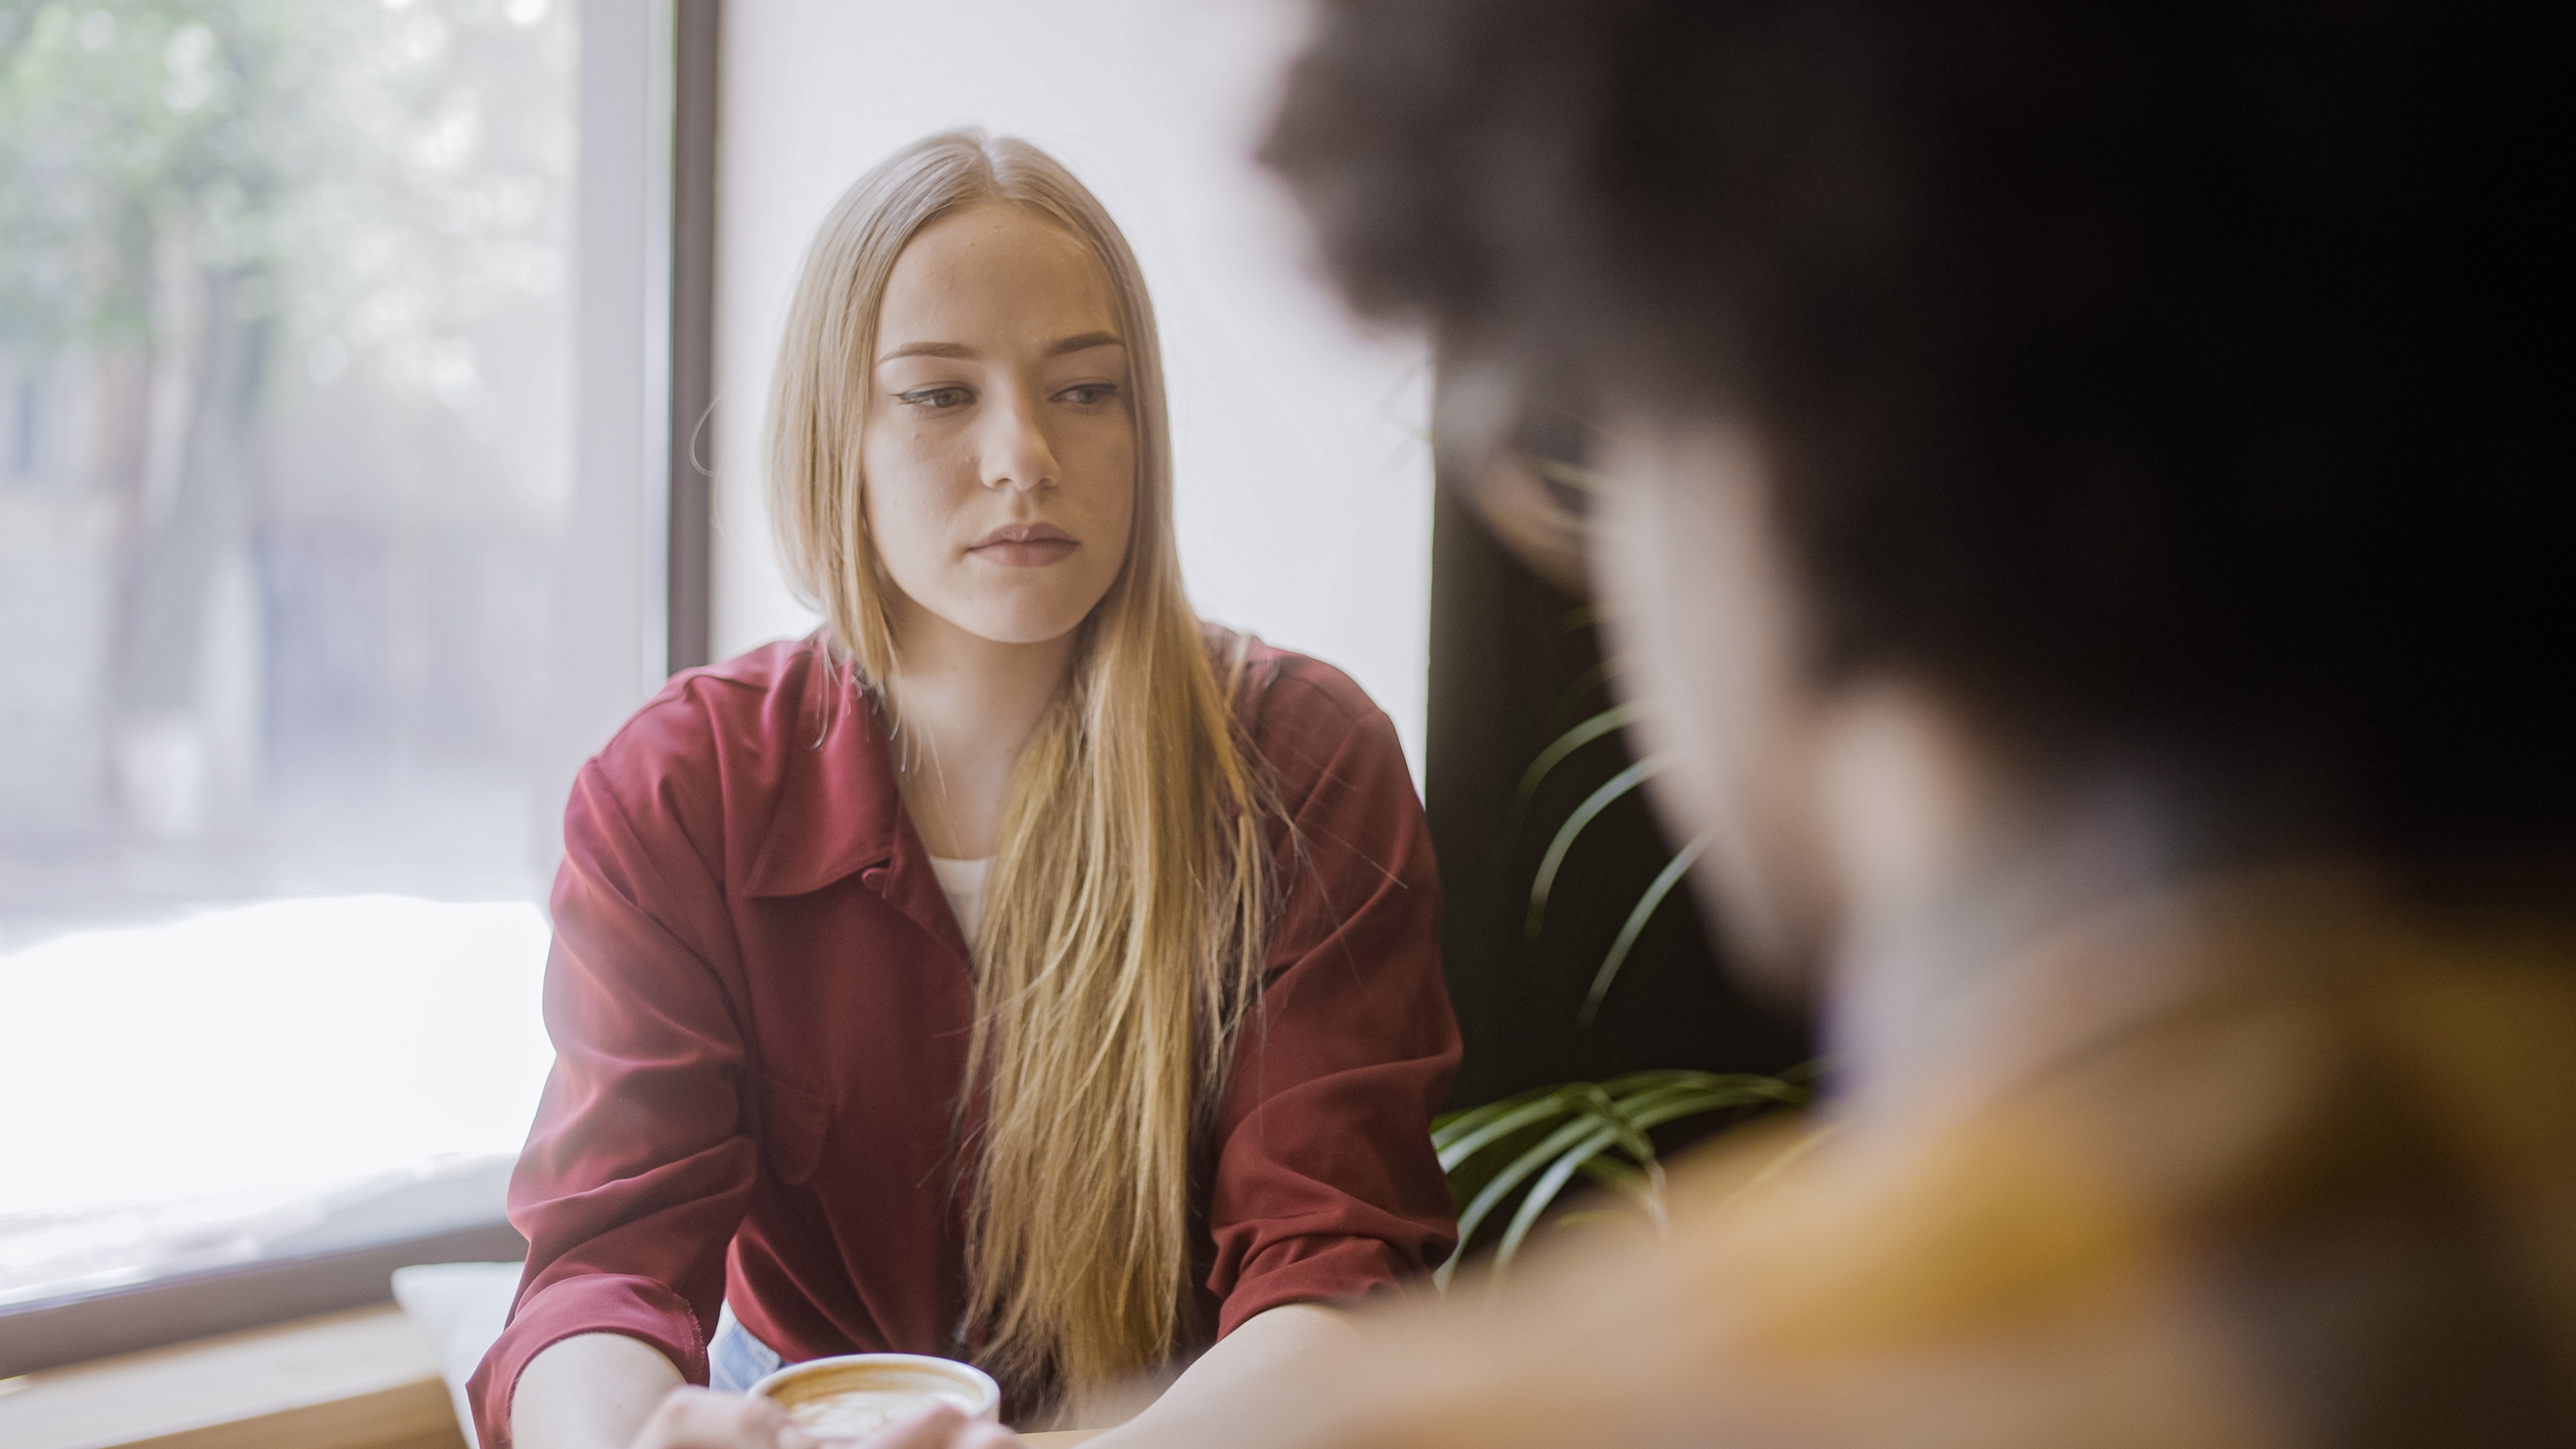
[968,523,1077,568]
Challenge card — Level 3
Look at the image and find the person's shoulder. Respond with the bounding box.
[588,635,845,805]
[1208,626,1407,795]
[1230,631,1376,727]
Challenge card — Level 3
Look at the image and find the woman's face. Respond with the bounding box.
[863,202,1138,647]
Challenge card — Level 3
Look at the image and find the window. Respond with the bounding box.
[0,0,596,1357]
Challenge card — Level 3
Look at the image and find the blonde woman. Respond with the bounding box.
[472,132,1459,1449]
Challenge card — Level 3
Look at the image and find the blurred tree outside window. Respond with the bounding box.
[0,0,574,1313]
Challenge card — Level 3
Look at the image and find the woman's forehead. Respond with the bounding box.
[877,203,1118,351]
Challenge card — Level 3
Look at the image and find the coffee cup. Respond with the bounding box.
[748,1352,1004,1442]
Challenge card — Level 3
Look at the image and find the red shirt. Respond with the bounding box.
[470,635,1460,1444]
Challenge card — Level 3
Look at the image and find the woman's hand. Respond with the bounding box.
[847,1404,1018,1449]
[625,1385,819,1449]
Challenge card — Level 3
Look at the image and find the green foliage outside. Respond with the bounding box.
[1,0,572,375]
[0,1,572,842]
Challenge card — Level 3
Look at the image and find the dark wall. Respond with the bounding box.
[1424,486,1813,1112]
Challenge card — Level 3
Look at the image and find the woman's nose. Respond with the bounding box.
[979,385,1058,492]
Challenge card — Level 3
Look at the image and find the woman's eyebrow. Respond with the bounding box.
[877,340,975,364]
[1045,331,1124,358]
[874,332,1124,366]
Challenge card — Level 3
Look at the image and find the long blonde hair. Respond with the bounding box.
[765,131,1271,1395]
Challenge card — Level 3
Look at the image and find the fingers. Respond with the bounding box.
[853,1403,1019,1449]
[632,1385,820,1449]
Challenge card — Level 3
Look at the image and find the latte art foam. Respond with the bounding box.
[786,1387,973,1438]
[753,1352,1000,1444]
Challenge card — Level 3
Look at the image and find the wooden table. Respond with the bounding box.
[0,1307,1112,1449]
[0,1304,461,1449]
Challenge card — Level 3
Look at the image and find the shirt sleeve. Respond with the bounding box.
[1204,689,1464,1336]
[468,734,757,1448]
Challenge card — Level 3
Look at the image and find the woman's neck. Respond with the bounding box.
[883,602,1079,859]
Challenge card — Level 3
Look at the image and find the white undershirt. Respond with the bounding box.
[927,855,993,949]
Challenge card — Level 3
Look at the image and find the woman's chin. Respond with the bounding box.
[938,599,1101,649]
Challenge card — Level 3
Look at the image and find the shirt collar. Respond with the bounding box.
[737,643,973,960]
[742,649,903,899]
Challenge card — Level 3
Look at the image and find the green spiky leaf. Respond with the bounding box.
[1525,756,1664,937]
[1489,1119,1623,1293]
[1507,703,1638,838]
[1543,657,1622,739]
[1432,1067,1817,1291]
[1578,833,1713,1026]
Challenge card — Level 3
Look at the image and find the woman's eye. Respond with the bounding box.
[1057,382,1120,408]
[898,387,970,410]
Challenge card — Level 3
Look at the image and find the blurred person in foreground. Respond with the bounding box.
[1244,1,2576,1445]
[861,2,2571,1446]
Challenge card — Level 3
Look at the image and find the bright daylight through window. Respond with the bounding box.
[0,0,573,1313]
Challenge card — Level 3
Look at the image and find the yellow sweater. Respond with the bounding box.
[1318,873,2575,1448]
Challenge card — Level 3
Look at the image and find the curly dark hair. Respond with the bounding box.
[1263,0,2566,869]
